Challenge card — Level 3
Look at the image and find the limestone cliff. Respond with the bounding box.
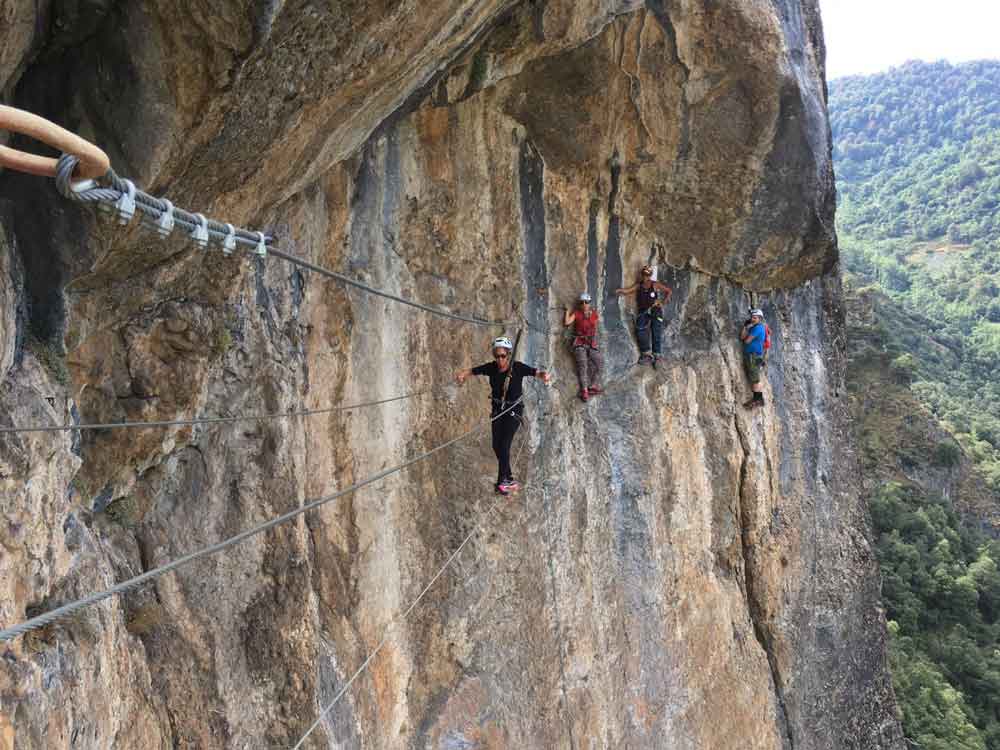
[0,1,903,748]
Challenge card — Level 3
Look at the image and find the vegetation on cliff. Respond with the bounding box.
[833,60,1000,748]
[833,60,1000,488]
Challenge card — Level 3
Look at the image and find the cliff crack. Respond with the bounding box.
[613,13,654,145]
[726,344,795,750]
[644,0,692,162]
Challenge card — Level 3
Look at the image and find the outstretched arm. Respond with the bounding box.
[615,283,638,296]
[535,369,553,385]
[455,367,475,385]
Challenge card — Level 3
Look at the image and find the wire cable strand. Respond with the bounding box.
[54,155,510,330]
[290,405,547,750]
[0,397,524,643]
[290,493,504,749]
[0,390,430,434]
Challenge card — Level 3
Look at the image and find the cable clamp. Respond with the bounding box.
[254,231,267,258]
[222,223,237,256]
[147,199,174,238]
[115,179,136,225]
[191,213,209,248]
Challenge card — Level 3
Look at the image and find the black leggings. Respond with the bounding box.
[491,411,522,483]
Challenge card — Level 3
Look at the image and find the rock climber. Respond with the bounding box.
[741,308,767,410]
[563,292,604,402]
[614,264,672,367]
[455,336,551,495]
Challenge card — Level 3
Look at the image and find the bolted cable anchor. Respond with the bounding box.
[222,223,237,256]
[191,213,209,248]
[115,179,136,225]
[254,231,267,258]
[148,199,175,238]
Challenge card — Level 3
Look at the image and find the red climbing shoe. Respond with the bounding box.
[498,479,520,495]
[588,385,603,395]
[580,388,589,402]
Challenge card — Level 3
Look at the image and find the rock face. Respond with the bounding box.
[0,1,903,748]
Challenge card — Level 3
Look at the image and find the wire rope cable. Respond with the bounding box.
[0,390,431,434]
[53,154,511,330]
[0,397,524,643]
[290,493,505,749]
[290,400,547,750]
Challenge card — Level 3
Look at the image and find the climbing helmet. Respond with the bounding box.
[492,336,513,351]
[579,293,592,303]
[749,308,764,319]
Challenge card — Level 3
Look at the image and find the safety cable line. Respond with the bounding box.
[291,494,504,749]
[54,155,510,329]
[0,397,524,643]
[0,390,430,434]
[291,401,546,750]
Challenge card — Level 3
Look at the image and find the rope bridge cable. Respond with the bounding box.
[290,493,506,750]
[53,155,511,330]
[0,397,524,643]
[290,403,548,750]
[0,390,432,434]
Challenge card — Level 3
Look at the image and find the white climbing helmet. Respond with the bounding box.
[579,292,592,303]
[749,308,764,319]
[492,336,513,352]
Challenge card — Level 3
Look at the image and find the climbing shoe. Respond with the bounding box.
[652,355,660,370]
[588,385,603,395]
[743,398,763,410]
[580,388,589,402]
[498,479,520,494]
[639,353,653,365]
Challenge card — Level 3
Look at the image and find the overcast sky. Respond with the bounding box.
[820,0,1000,79]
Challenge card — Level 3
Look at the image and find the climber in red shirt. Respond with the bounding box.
[563,293,603,402]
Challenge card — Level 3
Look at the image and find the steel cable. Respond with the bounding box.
[0,390,431,434]
[0,397,524,643]
[54,155,510,329]
[290,400,547,750]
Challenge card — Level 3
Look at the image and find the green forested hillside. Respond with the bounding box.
[831,60,1000,749]
[833,60,1000,486]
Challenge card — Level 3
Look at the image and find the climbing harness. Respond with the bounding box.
[498,329,523,414]
[0,397,524,643]
[0,390,431,434]
[569,309,599,350]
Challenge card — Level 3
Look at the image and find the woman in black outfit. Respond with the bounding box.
[455,336,551,495]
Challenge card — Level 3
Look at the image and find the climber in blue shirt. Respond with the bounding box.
[741,309,767,410]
